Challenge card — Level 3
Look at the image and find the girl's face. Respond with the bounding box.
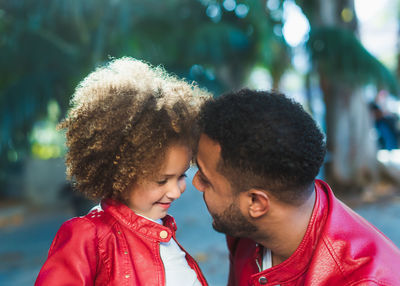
[127,144,191,220]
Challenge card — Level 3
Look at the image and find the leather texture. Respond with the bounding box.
[227,180,400,286]
[35,199,208,286]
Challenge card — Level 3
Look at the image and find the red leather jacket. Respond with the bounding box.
[35,199,207,286]
[227,180,400,286]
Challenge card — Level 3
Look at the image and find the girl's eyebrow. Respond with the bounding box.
[159,165,190,177]
[159,174,175,178]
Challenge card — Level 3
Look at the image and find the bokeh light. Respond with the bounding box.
[282,1,310,47]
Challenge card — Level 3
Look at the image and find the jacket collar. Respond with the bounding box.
[250,179,329,284]
[101,198,177,243]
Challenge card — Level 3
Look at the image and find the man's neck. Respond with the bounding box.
[256,190,316,266]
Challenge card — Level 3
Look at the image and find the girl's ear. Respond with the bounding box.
[243,189,270,219]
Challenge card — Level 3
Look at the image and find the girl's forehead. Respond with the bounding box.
[160,145,191,170]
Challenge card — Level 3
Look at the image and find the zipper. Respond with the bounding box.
[255,243,263,272]
[158,242,166,286]
[255,257,262,272]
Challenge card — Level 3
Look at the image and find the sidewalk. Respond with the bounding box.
[0,204,73,285]
[1,167,400,286]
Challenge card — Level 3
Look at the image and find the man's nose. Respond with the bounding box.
[192,172,204,192]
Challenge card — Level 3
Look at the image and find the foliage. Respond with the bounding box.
[307,27,398,94]
[253,0,291,87]
[0,0,290,195]
[3,0,394,195]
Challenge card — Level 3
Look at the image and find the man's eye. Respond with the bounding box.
[199,175,209,185]
[179,173,187,180]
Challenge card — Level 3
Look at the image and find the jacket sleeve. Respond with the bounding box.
[35,217,98,285]
[226,235,239,286]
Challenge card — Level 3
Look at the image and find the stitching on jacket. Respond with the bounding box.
[84,213,114,284]
[116,223,131,286]
[79,216,106,284]
[345,277,390,286]
[322,232,393,286]
[153,240,164,285]
[321,235,348,282]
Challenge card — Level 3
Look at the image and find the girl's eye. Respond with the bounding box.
[156,179,168,185]
[157,173,187,185]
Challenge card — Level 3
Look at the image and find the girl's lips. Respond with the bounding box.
[157,202,171,209]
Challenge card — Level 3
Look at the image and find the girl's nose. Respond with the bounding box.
[167,180,185,200]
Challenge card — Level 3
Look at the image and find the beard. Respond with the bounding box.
[211,201,257,237]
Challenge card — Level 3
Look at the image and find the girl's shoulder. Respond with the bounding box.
[57,205,116,241]
[56,215,97,240]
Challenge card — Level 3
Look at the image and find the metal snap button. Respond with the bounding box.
[258,276,268,284]
[159,230,168,239]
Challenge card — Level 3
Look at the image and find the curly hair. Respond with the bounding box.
[199,89,326,204]
[59,57,211,202]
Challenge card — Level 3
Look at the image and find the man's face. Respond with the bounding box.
[192,134,257,237]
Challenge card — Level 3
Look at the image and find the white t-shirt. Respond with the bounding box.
[139,214,202,286]
[262,248,272,270]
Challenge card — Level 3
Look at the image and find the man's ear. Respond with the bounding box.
[241,189,270,219]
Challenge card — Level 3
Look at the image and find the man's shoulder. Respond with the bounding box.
[316,186,400,283]
[316,180,399,252]
[322,188,399,255]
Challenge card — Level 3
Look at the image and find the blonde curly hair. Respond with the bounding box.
[59,57,211,202]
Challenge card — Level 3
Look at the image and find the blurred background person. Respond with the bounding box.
[369,101,399,150]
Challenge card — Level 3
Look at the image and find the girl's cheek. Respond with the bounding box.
[179,180,186,193]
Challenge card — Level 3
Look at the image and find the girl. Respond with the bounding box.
[35,57,210,285]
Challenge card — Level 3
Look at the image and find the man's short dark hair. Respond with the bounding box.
[199,89,326,204]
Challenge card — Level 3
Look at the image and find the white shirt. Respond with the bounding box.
[262,248,272,270]
[139,214,202,286]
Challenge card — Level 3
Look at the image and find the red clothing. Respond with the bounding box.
[227,180,400,286]
[35,199,207,286]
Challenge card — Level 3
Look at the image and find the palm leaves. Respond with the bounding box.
[307,27,397,94]
[0,0,289,192]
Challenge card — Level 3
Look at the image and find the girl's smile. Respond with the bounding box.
[127,144,191,220]
[156,202,172,209]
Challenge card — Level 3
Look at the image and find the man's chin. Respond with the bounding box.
[211,221,224,234]
[212,220,235,235]
[211,218,257,238]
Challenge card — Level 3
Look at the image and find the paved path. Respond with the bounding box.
[1,167,399,286]
[353,197,400,246]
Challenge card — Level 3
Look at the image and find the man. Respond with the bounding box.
[192,89,400,285]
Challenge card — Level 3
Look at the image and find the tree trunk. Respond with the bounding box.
[301,0,384,194]
[320,74,379,193]
[396,7,400,81]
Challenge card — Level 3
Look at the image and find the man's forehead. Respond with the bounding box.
[199,133,221,153]
[197,134,221,173]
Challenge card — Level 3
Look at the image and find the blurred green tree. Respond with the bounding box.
[0,0,290,198]
[298,0,399,194]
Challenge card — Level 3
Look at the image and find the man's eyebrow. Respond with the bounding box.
[195,159,201,171]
